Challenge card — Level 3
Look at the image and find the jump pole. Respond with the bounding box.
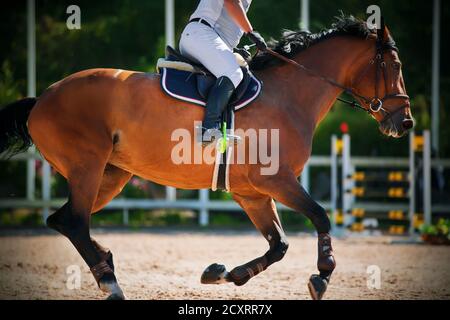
[408,132,416,235]
[423,130,432,225]
[330,135,339,230]
[26,0,36,203]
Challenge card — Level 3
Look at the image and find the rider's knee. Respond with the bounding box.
[224,67,243,89]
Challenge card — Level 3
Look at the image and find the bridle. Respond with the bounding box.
[263,23,410,124]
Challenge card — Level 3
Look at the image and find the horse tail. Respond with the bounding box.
[0,97,37,158]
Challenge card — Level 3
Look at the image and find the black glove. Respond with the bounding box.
[233,47,251,61]
[246,31,267,51]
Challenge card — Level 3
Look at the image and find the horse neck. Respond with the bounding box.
[261,36,374,133]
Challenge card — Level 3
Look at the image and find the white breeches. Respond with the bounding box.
[179,21,244,89]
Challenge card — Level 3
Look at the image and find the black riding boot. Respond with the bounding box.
[200,76,239,146]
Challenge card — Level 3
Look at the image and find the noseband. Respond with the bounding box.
[264,23,410,123]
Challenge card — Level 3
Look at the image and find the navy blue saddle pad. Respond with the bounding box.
[160,67,262,110]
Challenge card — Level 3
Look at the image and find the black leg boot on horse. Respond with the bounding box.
[199,76,241,146]
[308,233,336,300]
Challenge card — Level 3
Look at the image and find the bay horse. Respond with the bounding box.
[0,16,413,300]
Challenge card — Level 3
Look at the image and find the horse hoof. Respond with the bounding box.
[201,263,230,284]
[308,274,328,300]
[106,293,126,300]
[99,280,125,300]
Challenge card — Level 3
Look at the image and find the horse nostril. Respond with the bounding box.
[402,119,414,130]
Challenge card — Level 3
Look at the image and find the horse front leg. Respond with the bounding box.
[200,193,289,287]
[250,168,336,300]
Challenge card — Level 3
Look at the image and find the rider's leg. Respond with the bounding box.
[179,21,244,145]
[201,76,236,143]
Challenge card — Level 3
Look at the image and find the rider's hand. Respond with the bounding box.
[234,47,251,61]
[246,31,267,51]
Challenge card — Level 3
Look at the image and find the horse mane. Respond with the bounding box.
[249,14,380,70]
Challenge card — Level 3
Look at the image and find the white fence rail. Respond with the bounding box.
[1,143,449,227]
[0,152,332,226]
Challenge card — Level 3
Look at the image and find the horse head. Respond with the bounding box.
[350,20,414,138]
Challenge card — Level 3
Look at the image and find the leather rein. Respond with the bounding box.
[263,27,410,123]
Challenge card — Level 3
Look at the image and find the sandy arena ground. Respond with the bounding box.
[0,230,449,300]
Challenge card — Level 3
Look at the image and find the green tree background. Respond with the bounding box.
[0,1,448,225]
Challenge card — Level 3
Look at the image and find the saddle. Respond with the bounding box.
[157,46,262,110]
[156,46,263,193]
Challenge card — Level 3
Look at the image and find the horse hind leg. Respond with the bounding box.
[91,164,133,214]
[201,192,289,287]
[47,205,116,273]
[46,156,126,300]
[88,164,133,273]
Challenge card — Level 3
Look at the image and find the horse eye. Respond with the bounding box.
[392,63,401,70]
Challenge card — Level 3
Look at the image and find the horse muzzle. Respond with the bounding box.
[379,104,415,138]
[402,118,415,131]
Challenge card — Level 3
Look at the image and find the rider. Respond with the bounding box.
[179,0,267,146]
